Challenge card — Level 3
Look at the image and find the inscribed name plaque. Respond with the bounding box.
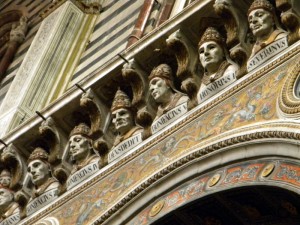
[26,189,59,216]
[0,213,20,225]
[67,161,99,190]
[151,102,188,134]
[108,133,143,163]
[197,72,236,103]
[247,37,288,72]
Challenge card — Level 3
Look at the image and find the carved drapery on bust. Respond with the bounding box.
[197,27,238,103]
[149,64,190,134]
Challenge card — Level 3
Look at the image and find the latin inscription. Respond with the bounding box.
[197,72,236,103]
[0,213,20,225]
[67,162,99,190]
[247,37,288,72]
[26,189,59,216]
[108,133,143,163]
[151,103,188,134]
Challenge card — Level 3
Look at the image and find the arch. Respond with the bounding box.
[100,140,300,225]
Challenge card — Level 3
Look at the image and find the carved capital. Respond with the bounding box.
[166,30,199,105]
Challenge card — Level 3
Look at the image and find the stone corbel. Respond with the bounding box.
[213,0,251,78]
[39,117,70,184]
[276,0,300,45]
[0,144,25,190]
[75,0,103,14]
[166,29,199,108]
[121,60,153,138]
[80,89,109,166]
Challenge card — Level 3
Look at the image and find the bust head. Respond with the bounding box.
[69,123,94,164]
[0,170,11,188]
[149,64,175,104]
[27,148,51,188]
[111,89,135,136]
[0,186,14,210]
[248,0,276,41]
[198,27,226,75]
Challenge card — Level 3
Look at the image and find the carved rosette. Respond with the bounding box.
[276,0,300,45]
[121,60,153,131]
[278,59,300,117]
[166,30,199,107]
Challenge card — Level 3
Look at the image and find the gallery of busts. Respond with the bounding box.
[0,0,300,224]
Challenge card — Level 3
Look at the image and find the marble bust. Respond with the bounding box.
[149,64,189,133]
[197,27,238,103]
[26,147,61,216]
[66,123,100,189]
[109,89,143,162]
[0,186,20,224]
[27,148,60,198]
[247,0,288,71]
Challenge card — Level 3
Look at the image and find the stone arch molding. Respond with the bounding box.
[34,217,60,225]
[97,136,300,225]
[278,58,300,118]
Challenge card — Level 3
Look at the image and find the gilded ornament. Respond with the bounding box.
[149,200,165,217]
[261,163,275,177]
[208,173,221,187]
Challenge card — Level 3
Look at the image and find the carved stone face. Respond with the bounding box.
[199,41,224,74]
[28,159,50,187]
[0,176,11,188]
[248,9,274,40]
[0,188,13,207]
[69,135,92,163]
[112,108,134,136]
[149,77,171,103]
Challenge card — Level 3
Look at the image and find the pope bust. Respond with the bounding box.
[197,27,238,103]
[247,0,288,71]
[26,147,61,216]
[66,123,100,189]
[109,89,143,162]
[27,148,60,198]
[149,64,189,133]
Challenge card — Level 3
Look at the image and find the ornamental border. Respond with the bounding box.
[22,43,300,225]
[92,130,300,225]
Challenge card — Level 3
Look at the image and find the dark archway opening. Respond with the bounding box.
[152,186,300,225]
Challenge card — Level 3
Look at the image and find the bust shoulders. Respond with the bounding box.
[113,126,143,147]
